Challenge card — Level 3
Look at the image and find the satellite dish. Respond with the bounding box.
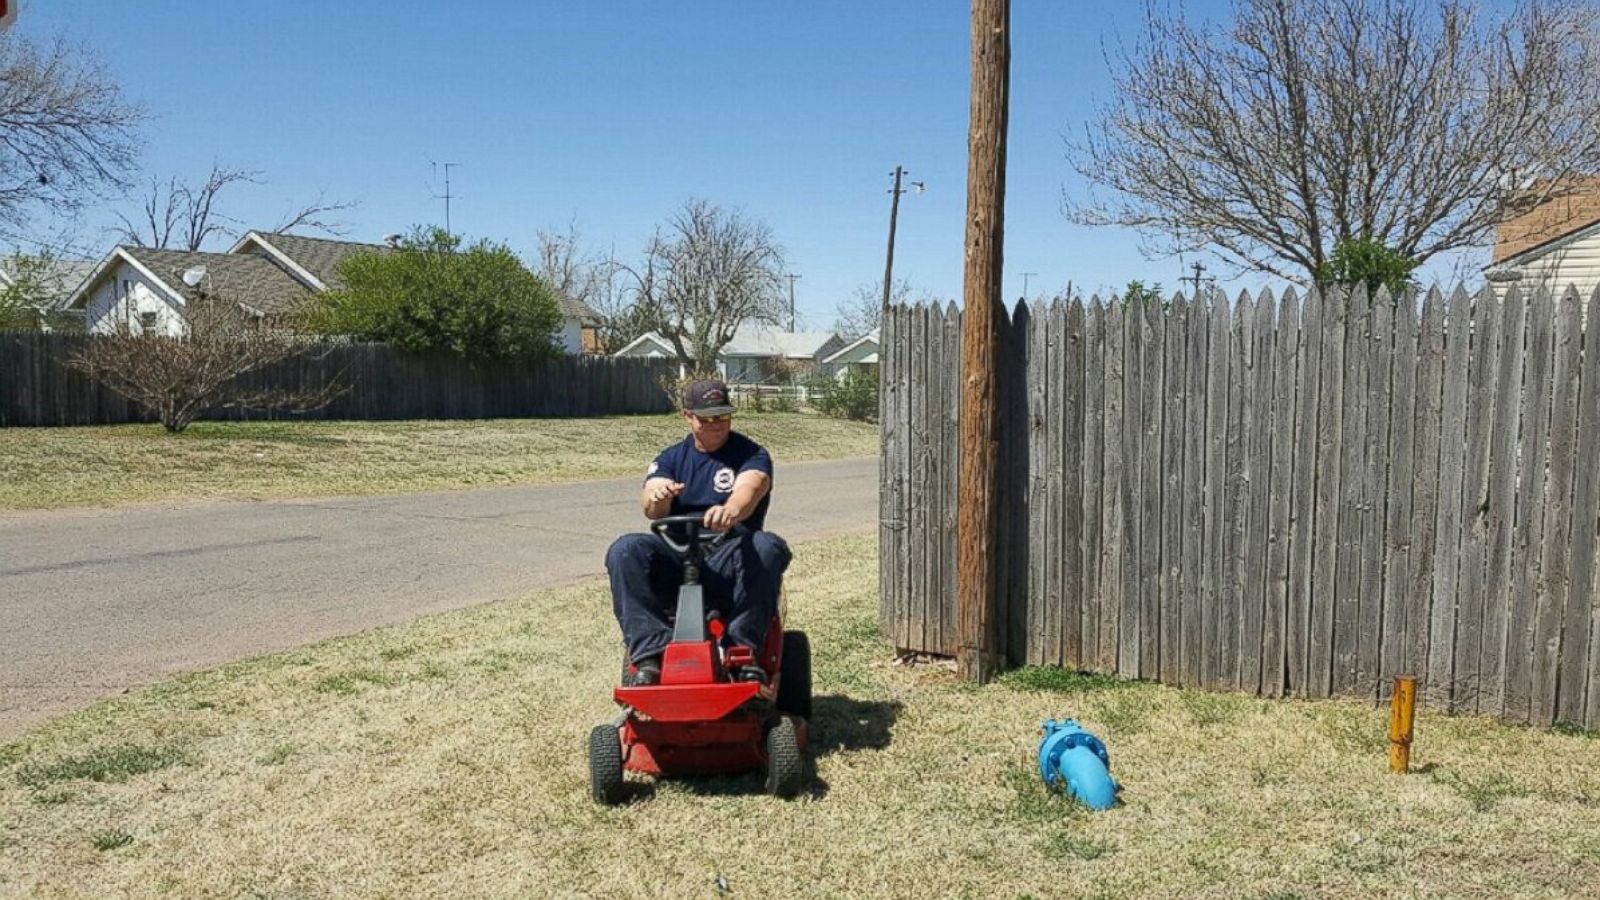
[383,233,403,247]
[181,266,208,288]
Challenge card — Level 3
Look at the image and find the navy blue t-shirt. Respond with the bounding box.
[646,432,774,531]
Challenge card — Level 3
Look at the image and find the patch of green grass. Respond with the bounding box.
[257,744,297,766]
[311,669,394,695]
[90,829,134,851]
[15,744,184,788]
[1179,691,1250,727]
[1004,765,1086,824]
[379,645,419,662]
[1087,689,1160,736]
[1038,830,1109,861]
[1315,706,1387,754]
[999,667,1131,693]
[1553,721,1600,739]
[416,661,450,680]
[30,789,73,806]
[1431,769,1525,813]
[0,413,879,510]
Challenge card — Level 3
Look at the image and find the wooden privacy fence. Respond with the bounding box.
[0,333,674,426]
[880,284,1600,729]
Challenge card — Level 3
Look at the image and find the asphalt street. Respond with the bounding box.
[0,456,878,739]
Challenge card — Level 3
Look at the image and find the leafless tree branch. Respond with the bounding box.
[1066,0,1600,282]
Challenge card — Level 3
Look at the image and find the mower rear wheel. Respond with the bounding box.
[764,715,805,798]
[776,631,812,720]
[588,724,626,805]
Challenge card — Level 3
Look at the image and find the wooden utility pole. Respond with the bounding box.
[883,165,907,311]
[957,0,1009,682]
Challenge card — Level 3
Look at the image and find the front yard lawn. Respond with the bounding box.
[0,412,878,510]
[2,534,1597,897]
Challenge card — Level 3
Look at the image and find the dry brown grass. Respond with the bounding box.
[0,412,878,510]
[2,534,1598,898]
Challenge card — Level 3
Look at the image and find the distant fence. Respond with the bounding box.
[880,284,1600,729]
[0,333,675,426]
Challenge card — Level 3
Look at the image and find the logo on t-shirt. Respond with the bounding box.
[714,466,735,493]
[647,461,659,476]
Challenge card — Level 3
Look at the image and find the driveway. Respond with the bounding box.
[0,456,878,739]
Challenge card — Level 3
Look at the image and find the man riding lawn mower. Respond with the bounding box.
[590,380,812,802]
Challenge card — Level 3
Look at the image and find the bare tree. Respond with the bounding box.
[68,286,343,433]
[1068,0,1600,282]
[117,163,354,251]
[0,35,144,227]
[834,278,910,339]
[624,199,787,371]
[533,223,654,353]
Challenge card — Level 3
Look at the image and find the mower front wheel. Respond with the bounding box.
[588,724,626,805]
[764,714,806,798]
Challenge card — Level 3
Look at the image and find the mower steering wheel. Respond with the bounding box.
[650,513,730,555]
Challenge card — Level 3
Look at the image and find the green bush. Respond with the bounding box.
[814,369,878,421]
[304,226,562,360]
[1314,238,1418,299]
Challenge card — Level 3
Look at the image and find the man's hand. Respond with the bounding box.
[703,502,744,532]
[647,481,685,505]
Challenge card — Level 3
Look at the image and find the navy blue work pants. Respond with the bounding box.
[605,528,791,664]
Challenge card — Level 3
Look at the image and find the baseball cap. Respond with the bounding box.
[682,379,736,416]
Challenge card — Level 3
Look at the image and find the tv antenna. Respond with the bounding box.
[430,159,461,235]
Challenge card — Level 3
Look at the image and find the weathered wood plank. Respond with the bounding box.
[1104,300,1129,675]
[1118,296,1144,677]
[1380,289,1420,698]
[944,302,962,656]
[1428,287,1472,709]
[1046,301,1068,667]
[1506,288,1557,724]
[1286,288,1323,695]
[1221,291,1253,691]
[1182,294,1211,689]
[1481,288,1527,716]
[1309,289,1348,698]
[1161,294,1189,685]
[1026,301,1050,664]
[1568,287,1600,728]
[879,305,901,645]
[1242,290,1276,694]
[910,304,931,653]
[1263,289,1297,697]
[1580,287,1600,729]
[1408,289,1447,688]
[1358,289,1394,700]
[1139,294,1165,678]
[1333,286,1371,697]
[1082,299,1107,672]
[1452,287,1502,712]
[1534,287,1583,726]
[1203,291,1232,690]
[1062,300,1087,671]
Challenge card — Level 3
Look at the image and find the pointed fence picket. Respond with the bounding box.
[878,284,1600,730]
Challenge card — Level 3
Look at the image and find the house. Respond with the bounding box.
[0,255,96,330]
[1484,177,1600,299]
[613,322,844,383]
[65,245,312,335]
[64,231,603,352]
[820,329,879,381]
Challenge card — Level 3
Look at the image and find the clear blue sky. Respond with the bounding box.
[19,0,1488,328]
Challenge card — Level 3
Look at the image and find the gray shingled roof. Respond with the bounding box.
[554,292,602,324]
[121,247,312,315]
[249,232,389,290]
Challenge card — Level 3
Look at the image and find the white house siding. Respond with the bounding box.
[84,263,185,336]
[558,318,583,354]
[1495,229,1600,302]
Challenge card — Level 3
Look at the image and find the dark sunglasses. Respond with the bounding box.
[691,412,733,424]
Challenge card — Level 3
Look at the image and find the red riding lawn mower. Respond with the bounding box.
[589,514,811,803]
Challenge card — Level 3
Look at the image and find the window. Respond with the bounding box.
[139,311,158,330]
[122,279,132,299]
